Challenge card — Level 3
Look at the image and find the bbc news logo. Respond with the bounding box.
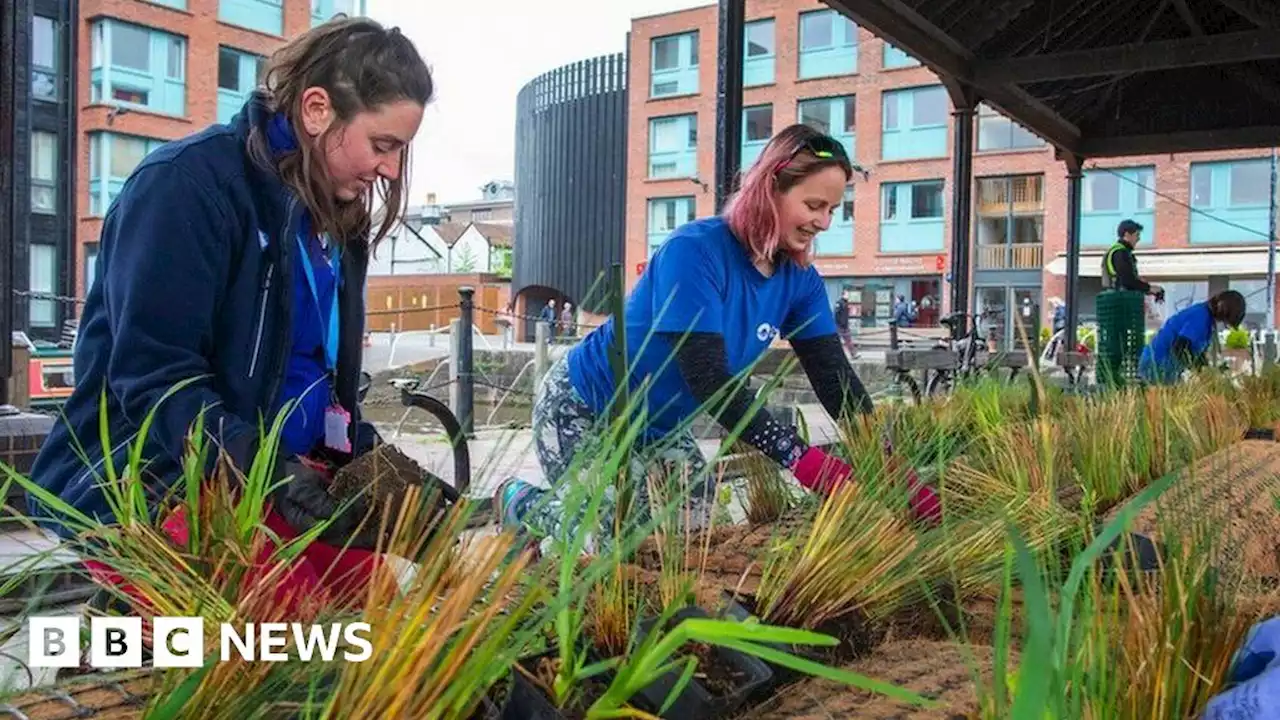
[28,617,374,668]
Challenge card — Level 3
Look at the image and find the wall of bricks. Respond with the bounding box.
[625,0,1280,325]
[74,0,313,297]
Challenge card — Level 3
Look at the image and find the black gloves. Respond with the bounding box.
[271,458,362,545]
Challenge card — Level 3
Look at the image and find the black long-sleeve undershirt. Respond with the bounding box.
[664,332,873,468]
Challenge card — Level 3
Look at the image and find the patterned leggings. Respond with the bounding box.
[519,355,714,553]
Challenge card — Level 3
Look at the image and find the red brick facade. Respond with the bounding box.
[74,0,313,298]
[626,0,1280,328]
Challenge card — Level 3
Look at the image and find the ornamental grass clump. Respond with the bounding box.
[754,480,919,629]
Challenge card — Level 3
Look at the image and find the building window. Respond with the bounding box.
[650,31,698,98]
[1229,277,1267,328]
[883,43,919,69]
[647,196,697,257]
[218,0,284,36]
[85,243,101,296]
[88,132,166,216]
[1079,166,1155,246]
[743,19,775,87]
[881,85,948,160]
[312,0,360,26]
[976,104,1044,152]
[798,9,857,79]
[217,46,265,124]
[741,105,772,170]
[90,20,187,116]
[648,114,697,179]
[31,16,58,101]
[814,187,854,255]
[975,176,1045,270]
[798,95,856,161]
[1189,158,1271,244]
[30,131,57,214]
[29,244,57,328]
[880,180,945,252]
[472,208,493,221]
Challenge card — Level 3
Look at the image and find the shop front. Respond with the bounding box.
[814,255,946,329]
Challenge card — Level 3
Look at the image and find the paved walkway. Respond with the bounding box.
[385,403,843,498]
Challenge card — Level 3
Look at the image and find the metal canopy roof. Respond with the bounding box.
[830,0,1280,158]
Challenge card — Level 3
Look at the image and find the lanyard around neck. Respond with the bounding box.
[296,234,341,372]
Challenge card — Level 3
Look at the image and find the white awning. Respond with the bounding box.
[1046,246,1271,278]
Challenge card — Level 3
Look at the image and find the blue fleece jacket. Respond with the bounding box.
[27,93,375,538]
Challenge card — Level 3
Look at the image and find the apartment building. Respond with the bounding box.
[3,0,77,341]
[628,0,1277,343]
[76,0,366,298]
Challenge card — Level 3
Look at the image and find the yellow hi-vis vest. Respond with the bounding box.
[1100,242,1133,290]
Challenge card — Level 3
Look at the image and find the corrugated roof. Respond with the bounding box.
[832,0,1280,158]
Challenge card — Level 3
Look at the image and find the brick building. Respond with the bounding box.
[627,0,1278,344]
[76,0,365,298]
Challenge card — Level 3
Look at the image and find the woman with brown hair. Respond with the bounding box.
[29,17,433,609]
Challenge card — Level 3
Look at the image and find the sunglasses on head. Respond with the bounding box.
[773,135,850,175]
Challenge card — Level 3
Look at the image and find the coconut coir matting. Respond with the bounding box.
[0,669,154,719]
[739,641,1011,720]
[634,507,814,595]
[1104,440,1280,580]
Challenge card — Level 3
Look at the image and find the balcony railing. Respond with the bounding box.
[976,175,1044,215]
[977,243,1044,270]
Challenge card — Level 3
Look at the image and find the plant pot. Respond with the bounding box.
[503,650,570,720]
[633,606,772,719]
[1245,427,1277,441]
[719,591,881,697]
[501,647,619,720]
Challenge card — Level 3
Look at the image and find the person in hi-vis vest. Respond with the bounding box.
[1101,219,1165,302]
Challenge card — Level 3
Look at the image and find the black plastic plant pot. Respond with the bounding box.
[1245,427,1276,441]
[502,650,569,720]
[633,606,772,719]
[718,591,880,700]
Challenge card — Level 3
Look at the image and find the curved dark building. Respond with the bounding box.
[512,52,627,328]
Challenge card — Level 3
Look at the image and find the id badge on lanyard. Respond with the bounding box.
[297,234,352,453]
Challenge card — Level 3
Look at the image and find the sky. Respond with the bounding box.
[366,0,708,206]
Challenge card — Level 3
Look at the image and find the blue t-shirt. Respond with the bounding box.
[567,217,836,439]
[1139,301,1214,383]
[278,223,338,457]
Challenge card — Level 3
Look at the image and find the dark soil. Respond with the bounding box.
[686,642,746,698]
[1107,440,1280,580]
[331,442,448,547]
[735,593,884,668]
[520,653,614,720]
[740,641,1009,720]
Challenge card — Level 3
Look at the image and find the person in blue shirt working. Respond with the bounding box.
[495,124,941,549]
[28,18,433,610]
[1139,290,1246,384]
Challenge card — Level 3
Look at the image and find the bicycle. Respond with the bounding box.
[924,310,1006,398]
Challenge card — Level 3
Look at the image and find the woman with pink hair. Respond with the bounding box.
[495,124,940,550]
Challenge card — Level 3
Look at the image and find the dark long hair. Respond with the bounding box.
[248,16,433,248]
